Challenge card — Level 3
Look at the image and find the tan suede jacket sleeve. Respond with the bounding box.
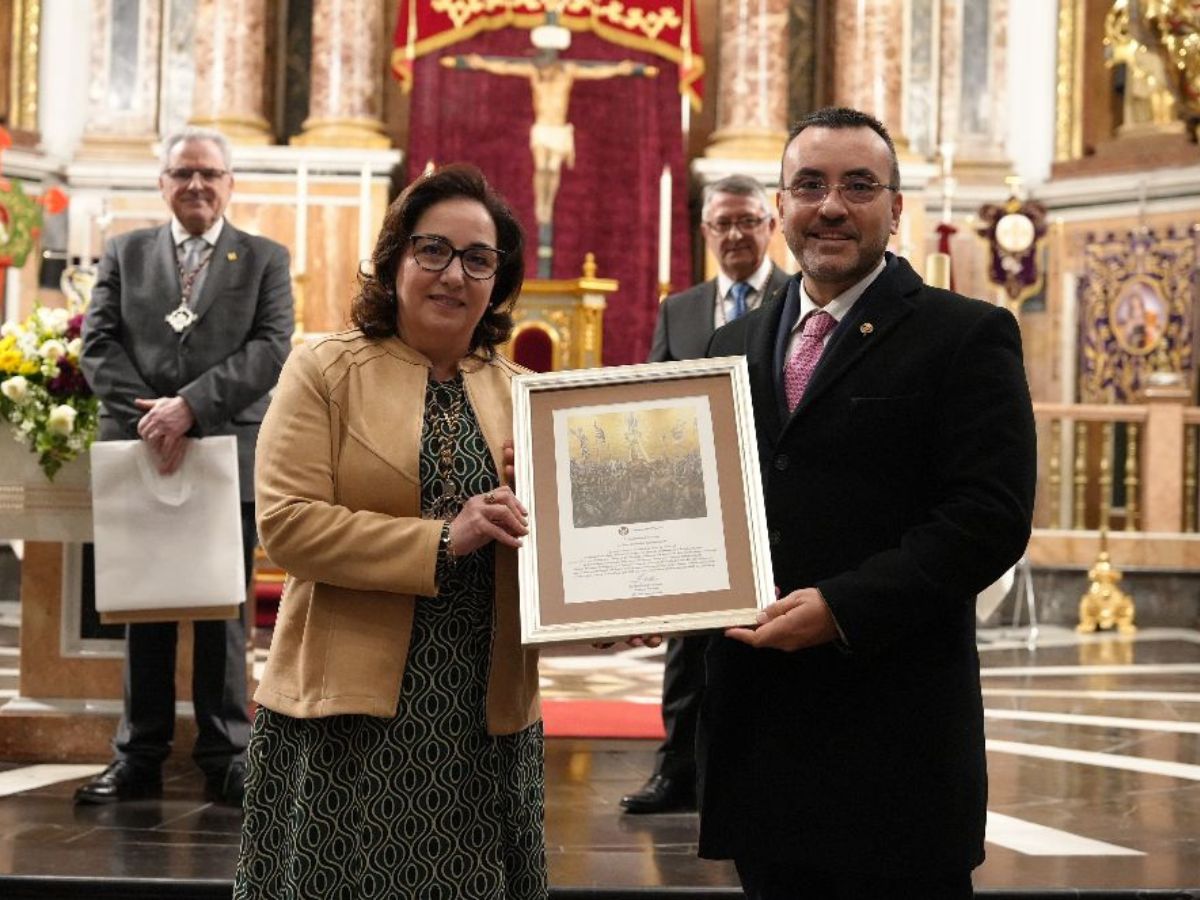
[255,342,441,597]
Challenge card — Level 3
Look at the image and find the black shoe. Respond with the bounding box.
[619,773,696,814]
[204,760,246,807]
[74,761,162,805]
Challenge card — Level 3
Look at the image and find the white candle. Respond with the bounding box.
[295,162,309,275]
[658,165,672,285]
[940,142,955,225]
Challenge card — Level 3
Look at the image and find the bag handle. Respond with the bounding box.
[133,440,194,507]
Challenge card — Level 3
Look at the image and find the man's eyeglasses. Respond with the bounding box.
[703,215,769,236]
[782,179,898,206]
[409,234,504,281]
[164,167,230,184]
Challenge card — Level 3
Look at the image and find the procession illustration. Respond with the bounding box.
[566,404,709,528]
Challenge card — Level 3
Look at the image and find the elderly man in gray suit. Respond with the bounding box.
[622,174,791,815]
[76,127,294,806]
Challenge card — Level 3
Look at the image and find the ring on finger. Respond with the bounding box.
[485,491,497,504]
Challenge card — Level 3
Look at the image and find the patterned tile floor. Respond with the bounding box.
[0,612,1198,891]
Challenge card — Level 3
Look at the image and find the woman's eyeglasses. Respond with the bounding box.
[409,234,505,281]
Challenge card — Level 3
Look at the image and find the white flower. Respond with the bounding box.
[49,308,71,331]
[0,321,18,338]
[67,337,83,358]
[39,339,66,362]
[1,376,28,403]
[46,404,77,435]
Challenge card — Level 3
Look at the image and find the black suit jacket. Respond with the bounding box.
[82,222,295,501]
[648,264,791,362]
[698,254,1036,875]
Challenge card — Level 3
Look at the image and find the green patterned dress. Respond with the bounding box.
[234,374,547,900]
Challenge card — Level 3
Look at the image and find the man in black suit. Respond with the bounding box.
[76,127,294,806]
[699,107,1036,897]
[622,175,791,815]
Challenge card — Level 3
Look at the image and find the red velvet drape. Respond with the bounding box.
[407,29,692,367]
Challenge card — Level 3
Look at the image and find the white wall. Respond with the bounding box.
[38,0,93,161]
[1005,0,1058,187]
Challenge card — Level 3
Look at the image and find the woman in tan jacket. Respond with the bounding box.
[235,164,544,899]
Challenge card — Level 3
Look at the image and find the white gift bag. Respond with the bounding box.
[90,436,245,622]
[976,565,1015,623]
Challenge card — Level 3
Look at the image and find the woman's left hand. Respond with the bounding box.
[448,485,528,557]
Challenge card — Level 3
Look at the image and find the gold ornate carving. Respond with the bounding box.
[1124,422,1140,531]
[1099,422,1114,529]
[1049,419,1062,528]
[1055,0,1084,161]
[1073,421,1088,529]
[1076,532,1137,633]
[7,0,40,135]
[1078,229,1195,403]
[1119,0,1200,134]
[292,117,391,149]
[1104,1,1185,135]
[1186,424,1198,532]
[431,0,683,39]
[188,114,273,145]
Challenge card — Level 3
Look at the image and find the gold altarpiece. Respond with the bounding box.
[501,254,615,372]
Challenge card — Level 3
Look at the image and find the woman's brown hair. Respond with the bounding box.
[350,163,526,356]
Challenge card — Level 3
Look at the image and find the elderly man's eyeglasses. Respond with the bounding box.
[703,215,768,236]
[409,234,505,281]
[164,167,230,184]
[783,179,898,206]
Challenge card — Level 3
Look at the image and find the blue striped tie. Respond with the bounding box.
[729,281,751,321]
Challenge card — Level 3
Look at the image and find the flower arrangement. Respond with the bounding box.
[0,303,99,480]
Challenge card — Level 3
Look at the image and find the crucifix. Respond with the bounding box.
[442,31,657,277]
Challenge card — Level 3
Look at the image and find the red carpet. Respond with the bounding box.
[541,699,665,739]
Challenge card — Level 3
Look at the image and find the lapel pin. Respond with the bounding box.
[227,251,238,262]
[860,322,874,335]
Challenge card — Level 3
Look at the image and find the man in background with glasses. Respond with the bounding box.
[77,127,294,807]
[621,175,790,816]
[698,107,1036,897]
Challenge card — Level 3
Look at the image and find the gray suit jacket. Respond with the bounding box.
[81,222,294,500]
[647,264,791,362]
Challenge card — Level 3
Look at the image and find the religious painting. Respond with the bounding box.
[1078,227,1197,403]
[1109,276,1168,356]
[513,358,772,644]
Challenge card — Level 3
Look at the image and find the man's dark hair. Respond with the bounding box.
[782,107,901,189]
[351,163,525,356]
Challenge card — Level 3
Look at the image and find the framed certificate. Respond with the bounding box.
[512,356,774,645]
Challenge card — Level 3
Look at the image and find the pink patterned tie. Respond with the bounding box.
[784,310,837,412]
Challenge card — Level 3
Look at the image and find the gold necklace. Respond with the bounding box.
[429,379,464,521]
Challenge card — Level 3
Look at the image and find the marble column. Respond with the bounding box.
[189,0,272,144]
[78,0,163,159]
[830,0,910,153]
[938,0,1009,169]
[704,0,790,160]
[293,0,389,148]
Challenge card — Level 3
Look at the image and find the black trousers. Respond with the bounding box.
[736,857,974,900]
[653,634,708,781]
[113,501,256,776]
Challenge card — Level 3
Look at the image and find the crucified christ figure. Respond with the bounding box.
[441,50,658,228]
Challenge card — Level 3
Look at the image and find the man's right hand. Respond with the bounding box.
[148,434,190,475]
